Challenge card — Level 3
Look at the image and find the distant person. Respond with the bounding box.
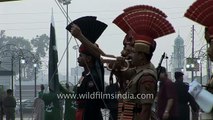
[174,71,198,120]
[3,89,16,120]
[33,97,45,120]
[105,80,119,120]
[157,67,179,120]
[0,91,4,120]
[33,84,45,120]
[38,84,45,98]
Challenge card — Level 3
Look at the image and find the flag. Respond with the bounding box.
[43,10,62,120]
[48,10,59,93]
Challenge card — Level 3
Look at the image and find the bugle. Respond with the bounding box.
[100,55,130,71]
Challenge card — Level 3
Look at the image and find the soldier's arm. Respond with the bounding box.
[164,99,174,114]
[188,93,199,112]
[12,97,16,107]
[163,81,176,119]
[138,75,156,120]
[70,24,108,58]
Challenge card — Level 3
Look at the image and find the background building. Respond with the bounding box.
[171,35,185,79]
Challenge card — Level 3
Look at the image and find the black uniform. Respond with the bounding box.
[174,81,198,120]
[106,83,119,120]
[76,65,104,120]
[67,16,107,120]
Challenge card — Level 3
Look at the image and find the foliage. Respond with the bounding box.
[0,30,49,81]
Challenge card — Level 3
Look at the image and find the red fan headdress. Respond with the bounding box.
[123,5,167,18]
[113,5,168,34]
[113,5,175,53]
[184,0,213,36]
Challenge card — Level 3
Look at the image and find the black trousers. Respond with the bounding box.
[5,112,15,120]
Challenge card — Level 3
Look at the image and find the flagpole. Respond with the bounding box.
[58,0,71,84]
[66,3,69,84]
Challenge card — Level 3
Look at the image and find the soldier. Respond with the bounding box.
[59,83,76,120]
[184,1,213,119]
[68,16,107,120]
[2,89,16,120]
[105,80,119,120]
[174,71,198,120]
[125,36,158,120]
[112,5,175,120]
[38,84,45,98]
[112,5,169,95]
[0,90,4,120]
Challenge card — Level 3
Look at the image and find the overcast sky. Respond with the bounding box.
[0,0,207,78]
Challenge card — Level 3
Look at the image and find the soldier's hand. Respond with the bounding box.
[162,111,169,120]
[70,24,83,39]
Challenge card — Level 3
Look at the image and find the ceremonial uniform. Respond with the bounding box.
[113,5,175,120]
[67,16,107,120]
[184,1,213,119]
[125,63,157,120]
[76,69,104,120]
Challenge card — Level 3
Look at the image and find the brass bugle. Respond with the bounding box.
[100,55,130,71]
[100,55,117,63]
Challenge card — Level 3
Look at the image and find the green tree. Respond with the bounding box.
[0,30,49,81]
[31,34,49,58]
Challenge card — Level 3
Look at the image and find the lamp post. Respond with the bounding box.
[58,0,71,84]
[73,45,78,85]
[11,55,14,92]
[19,54,25,120]
[18,49,36,120]
[34,63,37,97]
[20,49,38,97]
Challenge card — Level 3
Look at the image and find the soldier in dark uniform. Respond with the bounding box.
[2,89,16,120]
[0,90,4,120]
[68,16,107,120]
[174,71,198,120]
[105,80,119,120]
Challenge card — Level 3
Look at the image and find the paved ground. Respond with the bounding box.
[2,109,110,120]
